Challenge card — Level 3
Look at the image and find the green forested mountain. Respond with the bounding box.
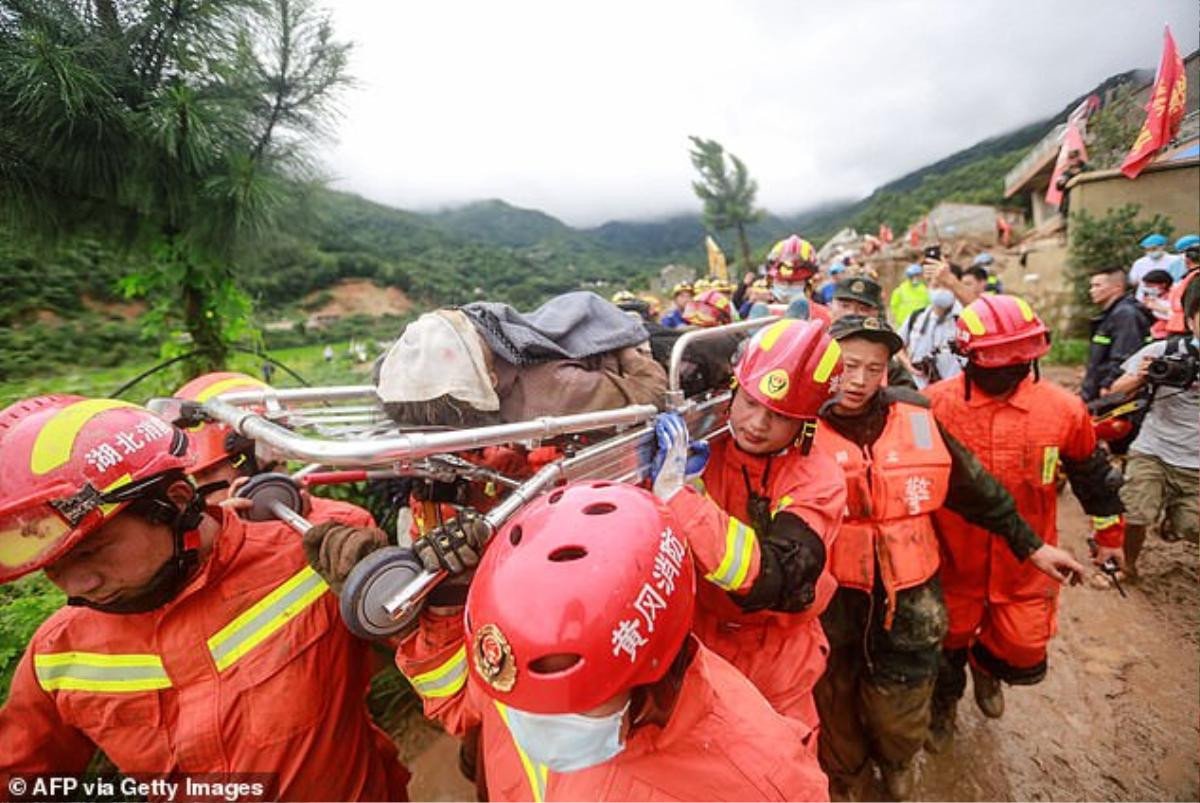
[0,66,1152,384]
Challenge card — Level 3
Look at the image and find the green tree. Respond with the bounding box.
[0,0,351,372]
[1086,86,1141,170]
[688,136,763,271]
[1067,203,1173,333]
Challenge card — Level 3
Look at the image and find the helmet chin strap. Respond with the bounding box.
[68,481,224,615]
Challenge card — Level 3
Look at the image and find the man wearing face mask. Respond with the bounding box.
[649,319,848,732]
[923,295,1126,745]
[899,287,964,388]
[1128,233,1171,301]
[811,316,1085,798]
[0,396,409,800]
[395,482,830,801]
[765,235,833,327]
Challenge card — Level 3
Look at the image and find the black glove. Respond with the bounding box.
[413,510,492,575]
[302,522,388,594]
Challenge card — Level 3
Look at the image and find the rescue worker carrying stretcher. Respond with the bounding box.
[651,318,848,732]
[924,295,1125,747]
[0,396,409,801]
[393,482,830,801]
[811,316,1086,799]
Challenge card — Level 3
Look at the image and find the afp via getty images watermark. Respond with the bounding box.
[6,773,273,802]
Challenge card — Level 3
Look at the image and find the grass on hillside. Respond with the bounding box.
[0,342,375,408]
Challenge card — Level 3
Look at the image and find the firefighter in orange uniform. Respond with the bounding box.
[924,295,1125,745]
[0,396,408,801]
[812,316,1085,798]
[395,482,830,802]
[648,319,847,730]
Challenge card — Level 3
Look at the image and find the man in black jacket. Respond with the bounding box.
[1082,266,1152,402]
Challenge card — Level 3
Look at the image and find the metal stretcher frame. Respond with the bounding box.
[155,316,776,631]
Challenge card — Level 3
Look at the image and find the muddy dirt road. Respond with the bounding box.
[909,490,1199,801]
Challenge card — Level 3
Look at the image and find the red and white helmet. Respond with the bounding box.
[683,289,735,327]
[0,396,192,583]
[174,372,269,472]
[465,482,695,714]
[767,235,818,283]
[735,319,843,420]
[955,294,1050,368]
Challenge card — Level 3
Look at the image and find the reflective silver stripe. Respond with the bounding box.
[36,663,166,683]
[909,410,933,450]
[208,567,328,671]
[33,652,172,693]
[706,519,754,591]
[407,645,468,698]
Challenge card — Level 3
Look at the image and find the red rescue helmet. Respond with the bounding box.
[735,319,843,419]
[683,289,735,327]
[173,372,269,472]
[465,482,695,714]
[0,396,192,583]
[955,294,1050,368]
[767,235,818,283]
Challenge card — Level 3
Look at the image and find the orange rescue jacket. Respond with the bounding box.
[0,500,408,802]
[665,432,845,727]
[814,401,950,628]
[925,374,1095,603]
[396,615,829,802]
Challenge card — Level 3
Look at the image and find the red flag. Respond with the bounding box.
[879,224,894,243]
[1045,121,1088,207]
[1121,26,1187,179]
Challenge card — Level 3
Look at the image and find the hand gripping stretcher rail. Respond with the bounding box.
[149,317,775,639]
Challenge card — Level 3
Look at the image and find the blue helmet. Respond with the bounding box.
[829,263,846,276]
[1140,233,1168,248]
[971,253,994,267]
[1174,234,1200,251]
[905,263,923,278]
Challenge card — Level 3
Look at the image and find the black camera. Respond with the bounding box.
[1146,352,1199,388]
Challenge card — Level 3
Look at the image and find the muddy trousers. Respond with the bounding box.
[815,579,947,793]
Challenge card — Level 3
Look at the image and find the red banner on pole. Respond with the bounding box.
[1121,26,1187,179]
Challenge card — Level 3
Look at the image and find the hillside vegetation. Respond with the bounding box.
[0,66,1150,386]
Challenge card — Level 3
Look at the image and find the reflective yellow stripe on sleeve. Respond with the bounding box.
[705,517,756,591]
[34,651,172,693]
[207,565,328,672]
[1092,515,1121,530]
[495,702,549,803]
[404,644,468,699]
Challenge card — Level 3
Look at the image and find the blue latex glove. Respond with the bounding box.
[651,413,709,500]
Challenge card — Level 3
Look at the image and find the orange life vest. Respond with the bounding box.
[816,401,949,628]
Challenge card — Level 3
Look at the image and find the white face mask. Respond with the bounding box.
[772,284,806,303]
[504,701,630,773]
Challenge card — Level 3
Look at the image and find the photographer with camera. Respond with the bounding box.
[1106,279,1200,580]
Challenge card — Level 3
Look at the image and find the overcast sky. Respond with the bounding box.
[323,0,1199,227]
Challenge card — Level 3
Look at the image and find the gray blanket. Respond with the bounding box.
[460,291,649,366]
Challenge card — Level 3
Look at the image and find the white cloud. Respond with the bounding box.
[321,0,1199,226]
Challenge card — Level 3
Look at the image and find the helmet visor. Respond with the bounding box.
[0,504,72,581]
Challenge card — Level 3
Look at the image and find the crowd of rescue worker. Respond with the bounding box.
[1,228,1197,803]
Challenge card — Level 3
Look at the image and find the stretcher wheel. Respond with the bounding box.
[340,546,426,640]
[234,472,304,522]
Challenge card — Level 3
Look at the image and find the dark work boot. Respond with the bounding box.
[925,697,956,753]
[880,760,915,801]
[970,663,1004,719]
